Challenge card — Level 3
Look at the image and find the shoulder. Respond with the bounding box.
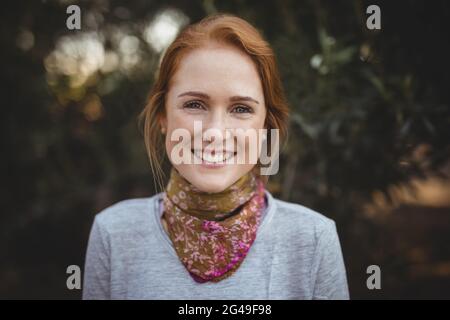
[92,193,161,235]
[268,192,337,244]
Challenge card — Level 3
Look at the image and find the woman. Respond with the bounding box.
[83,14,349,300]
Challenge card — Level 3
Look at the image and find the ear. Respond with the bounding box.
[262,121,269,141]
[158,113,167,134]
[263,117,269,131]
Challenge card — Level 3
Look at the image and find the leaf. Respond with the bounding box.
[291,113,321,139]
[333,46,357,65]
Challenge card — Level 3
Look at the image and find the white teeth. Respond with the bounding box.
[194,150,202,161]
[192,150,235,163]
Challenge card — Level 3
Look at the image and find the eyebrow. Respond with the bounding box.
[177,91,259,104]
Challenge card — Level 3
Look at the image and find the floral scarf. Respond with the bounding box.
[162,167,266,283]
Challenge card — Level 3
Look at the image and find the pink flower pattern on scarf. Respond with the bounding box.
[162,168,266,283]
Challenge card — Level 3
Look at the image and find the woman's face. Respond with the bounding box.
[162,42,266,193]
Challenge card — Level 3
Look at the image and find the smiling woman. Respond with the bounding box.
[82,13,349,300]
[161,40,267,193]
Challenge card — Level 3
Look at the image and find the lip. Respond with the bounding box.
[191,149,236,168]
[191,149,236,154]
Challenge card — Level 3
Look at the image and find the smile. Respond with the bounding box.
[191,149,236,165]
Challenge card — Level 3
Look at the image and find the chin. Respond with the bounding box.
[174,166,234,193]
[190,177,230,193]
[173,163,253,194]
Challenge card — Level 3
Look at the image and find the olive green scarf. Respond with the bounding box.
[162,167,266,283]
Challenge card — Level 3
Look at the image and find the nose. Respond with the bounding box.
[204,107,227,132]
[202,108,229,147]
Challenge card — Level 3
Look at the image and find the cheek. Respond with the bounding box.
[164,112,195,160]
[165,110,197,141]
[166,108,186,130]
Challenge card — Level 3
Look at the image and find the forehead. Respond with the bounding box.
[169,43,263,97]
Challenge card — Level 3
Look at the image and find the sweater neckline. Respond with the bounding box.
[150,189,277,258]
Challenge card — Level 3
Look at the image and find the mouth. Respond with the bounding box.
[191,149,237,165]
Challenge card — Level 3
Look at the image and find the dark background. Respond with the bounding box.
[1,0,449,299]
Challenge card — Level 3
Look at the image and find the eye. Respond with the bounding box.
[183,100,205,110]
[232,105,253,114]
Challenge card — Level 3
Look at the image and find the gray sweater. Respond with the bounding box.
[82,190,349,299]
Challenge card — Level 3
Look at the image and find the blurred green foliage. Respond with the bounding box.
[1,0,449,299]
